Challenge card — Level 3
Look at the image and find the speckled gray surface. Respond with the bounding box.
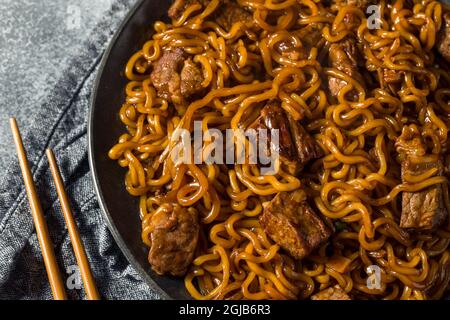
[0,0,115,168]
[0,0,161,299]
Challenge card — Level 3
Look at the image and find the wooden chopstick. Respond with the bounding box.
[9,118,68,300]
[46,149,101,300]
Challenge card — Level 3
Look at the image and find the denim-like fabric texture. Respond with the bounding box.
[0,0,159,300]
[2,0,450,301]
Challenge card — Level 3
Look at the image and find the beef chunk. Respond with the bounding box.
[395,125,427,157]
[275,24,325,61]
[147,204,200,276]
[343,11,361,30]
[180,58,204,97]
[287,116,323,166]
[260,102,298,170]
[437,12,450,62]
[311,285,351,300]
[151,48,186,104]
[276,40,307,61]
[260,190,332,260]
[328,38,365,100]
[396,126,448,230]
[383,68,403,84]
[150,48,204,105]
[168,0,209,20]
[296,24,325,50]
[252,101,323,175]
[276,24,325,61]
[400,157,447,230]
[215,0,253,30]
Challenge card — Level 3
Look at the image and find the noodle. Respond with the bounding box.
[109,0,450,300]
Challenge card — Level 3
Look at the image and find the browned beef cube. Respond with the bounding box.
[251,106,298,174]
[343,11,361,30]
[400,157,448,230]
[150,48,186,104]
[259,102,300,174]
[383,68,403,84]
[253,102,322,175]
[328,38,365,99]
[296,24,324,50]
[180,58,204,97]
[328,77,347,98]
[311,285,351,300]
[260,190,332,260]
[215,0,253,30]
[150,48,204,105]
[276,40,308,61]
[288,116,323,165]
[395,125,427,157]
[147,204,200,276]
[437,12,450,62]
[277,24,324,61]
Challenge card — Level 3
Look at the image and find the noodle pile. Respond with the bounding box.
[108,0,450,299]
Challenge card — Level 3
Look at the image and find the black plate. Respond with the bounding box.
[88,0,190,299]
[88,0,450,301]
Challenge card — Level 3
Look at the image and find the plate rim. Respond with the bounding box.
[87,0,172,300]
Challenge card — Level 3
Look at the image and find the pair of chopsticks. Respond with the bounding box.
[10,118,100,300]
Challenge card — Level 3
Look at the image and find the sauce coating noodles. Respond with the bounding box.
[109,0,450,299]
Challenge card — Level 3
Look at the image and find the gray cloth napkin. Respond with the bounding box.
[0,0,159,300]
